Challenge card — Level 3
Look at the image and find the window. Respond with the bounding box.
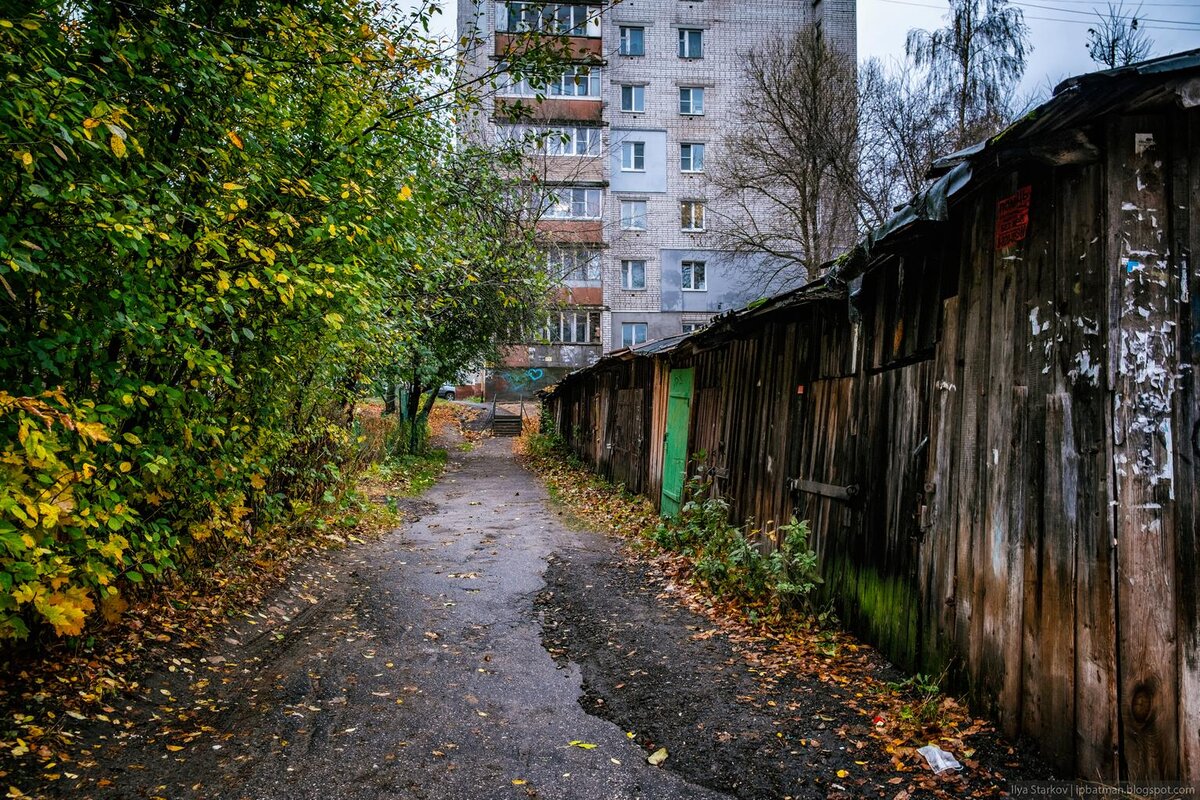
[620,200,647,230]
[501,65,601,98]
[620,84,645,113]
[619,26,645,56]
[540,187,602,219]
[680,142,705,172]
[680,201,705,231]
[501,125,600,156]
[621,259,646,290]
[621,322,648,349]
[546,247,601,281]
[682,321,706,334]
[621,141,645,172]
[499,3,601,37]
[543,310,602,343]
[681,260,707,291]
[678,28,703,58]
[679,87,705,115]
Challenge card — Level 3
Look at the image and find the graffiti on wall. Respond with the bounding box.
[498,368,546,392]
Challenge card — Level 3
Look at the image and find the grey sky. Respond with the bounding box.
[404,0,1200,95]
[859,0,1200,98]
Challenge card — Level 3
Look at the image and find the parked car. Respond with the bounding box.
[438,383,456,401]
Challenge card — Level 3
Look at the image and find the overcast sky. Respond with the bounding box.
[405,0,1200,97]
[859,0,1200,97]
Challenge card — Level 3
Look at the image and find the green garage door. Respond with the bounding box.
[660,367,694,517]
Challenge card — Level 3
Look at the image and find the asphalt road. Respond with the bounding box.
[59,436,728,800]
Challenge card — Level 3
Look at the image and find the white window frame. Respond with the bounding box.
[546,247,601,282]
[620,84,645,113]
[501,125,600,156]
[497,3,601,37]
[681,321,706,334]
[680,142,705,172]
[544,309,602,343]
[620,141,646,172]
[540,187,602,220]
[680,201,706,232]
[678,28,703,58]
[620,259,647,290]
[619,26,645,56]
[681,260,707,291]
[500,65,602,99]
[679,86,705,115]
[621,322,648,349]
[620,200,647,231]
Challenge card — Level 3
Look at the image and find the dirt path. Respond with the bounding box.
[29,434,1051,800]
[35,437,727,800]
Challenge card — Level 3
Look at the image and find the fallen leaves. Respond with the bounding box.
[647,747,668,766]
[524,441,1026,798]
[567,740,597,750]
[0,455,407,796]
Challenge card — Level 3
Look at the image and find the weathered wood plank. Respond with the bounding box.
[1109,115,1180,781]
[1172,107,1200,785]
[1020,171,1059,752]
[954,185,994,699]
[1040,393,1081,768]
[920,294,962,674]
[1057,162,1120,782]
[981,171,1023,733]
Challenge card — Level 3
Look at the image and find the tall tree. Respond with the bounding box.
[709,28,861,289]
[859,58,961,221]
[906,0,1031,148]
[1086,3,1155,68]
[0,0,556,641]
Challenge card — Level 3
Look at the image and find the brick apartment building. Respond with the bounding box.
[456,0,857,397]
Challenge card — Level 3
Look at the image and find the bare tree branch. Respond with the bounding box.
[1086,3,1155,69]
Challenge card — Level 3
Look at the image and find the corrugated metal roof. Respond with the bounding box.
[834,46,1200,279]
[631,332,691,355]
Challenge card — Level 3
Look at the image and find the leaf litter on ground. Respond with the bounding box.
[516,428,1039,797]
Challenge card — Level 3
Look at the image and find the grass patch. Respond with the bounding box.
[368,449,448,497]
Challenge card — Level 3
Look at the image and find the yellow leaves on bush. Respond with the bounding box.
[33,588,94,637]
[188,499,252,544]
[0,392,142,638]
[109,134,126,158]
[227,130,244,149]
[97,534,128,563]
[100,593,129,624]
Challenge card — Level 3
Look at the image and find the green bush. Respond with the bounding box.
[653,473,822,614]
[0,2,553,643]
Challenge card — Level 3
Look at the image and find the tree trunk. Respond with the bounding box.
[383,371,397,415]
[406,375,424,453]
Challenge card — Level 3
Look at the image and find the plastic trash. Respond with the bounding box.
[917,744,963,774]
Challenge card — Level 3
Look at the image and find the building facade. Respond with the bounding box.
[457,0,857,396]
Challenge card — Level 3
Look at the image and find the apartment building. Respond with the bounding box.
[457,0,857,396]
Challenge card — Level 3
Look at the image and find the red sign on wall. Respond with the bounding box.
[995,185,1032,250]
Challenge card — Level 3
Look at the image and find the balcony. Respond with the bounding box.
[495,33,603,61]
[494,96,603,124]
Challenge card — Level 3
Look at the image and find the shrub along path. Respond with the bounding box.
[11,433,1053,799]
